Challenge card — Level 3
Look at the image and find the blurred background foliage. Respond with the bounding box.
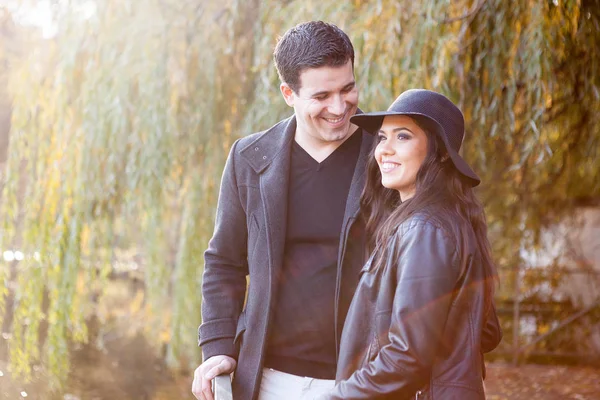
[0,0,599,395]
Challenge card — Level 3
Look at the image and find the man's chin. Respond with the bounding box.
[322,124,354,142]
[324,134,350,143]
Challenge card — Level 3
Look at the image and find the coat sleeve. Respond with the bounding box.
[198,139,249,361]
[482,302,502,353]
[480,301,502,380]
[325,222,460,399]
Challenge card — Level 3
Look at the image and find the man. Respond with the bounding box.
[192,21,374,400]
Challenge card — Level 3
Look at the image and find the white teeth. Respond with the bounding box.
[323,112,345,124]
[381,162,399,171]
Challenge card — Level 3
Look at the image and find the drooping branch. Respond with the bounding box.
[441,0,488,24]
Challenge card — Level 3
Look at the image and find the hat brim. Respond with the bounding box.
[351,111,481,187]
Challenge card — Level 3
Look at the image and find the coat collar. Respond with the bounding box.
[238,115,296,174]
[343,130,373,221]
[238,108,367,174]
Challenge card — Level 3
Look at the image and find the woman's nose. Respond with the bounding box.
[377,139,394,155]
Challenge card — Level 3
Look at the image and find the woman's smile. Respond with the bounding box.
[380,161,401,173]
[375,115,429,200]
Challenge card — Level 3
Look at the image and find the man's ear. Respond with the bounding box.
[280,83,295,107]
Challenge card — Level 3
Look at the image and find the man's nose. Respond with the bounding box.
[328,95,345,116]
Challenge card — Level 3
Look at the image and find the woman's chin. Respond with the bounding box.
[380,179,399,192]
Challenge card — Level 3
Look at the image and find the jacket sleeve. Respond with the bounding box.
[198,139,249,361]
[480,301,502,380]
[326,222,460,399]
[482,302,502,353]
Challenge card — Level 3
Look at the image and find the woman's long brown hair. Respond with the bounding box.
[360,117,497,293]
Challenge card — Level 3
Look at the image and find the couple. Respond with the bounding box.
[192,21,502,400]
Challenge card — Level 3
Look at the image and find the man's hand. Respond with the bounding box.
[191,355,237,400]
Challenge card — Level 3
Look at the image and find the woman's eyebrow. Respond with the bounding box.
[378,127,414,134]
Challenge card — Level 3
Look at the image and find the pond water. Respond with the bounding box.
[1,332,194,400]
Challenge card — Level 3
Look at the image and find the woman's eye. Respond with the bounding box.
[397,133,411,140]
[377,135,386,142]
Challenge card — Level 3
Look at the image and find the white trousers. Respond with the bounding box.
[257,368,335,400]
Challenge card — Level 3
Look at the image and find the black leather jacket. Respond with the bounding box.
[323,210,502,400]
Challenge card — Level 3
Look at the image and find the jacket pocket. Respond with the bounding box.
[363,341,375,367]
[363,310,392,367]
[234,310,247,347]
[247,213,261,259]
[374,310,392,352]
[359,253,376,277]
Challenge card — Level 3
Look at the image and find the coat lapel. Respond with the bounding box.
[333,130,373,357]
[341,131,373,226]
[239,116,296,295]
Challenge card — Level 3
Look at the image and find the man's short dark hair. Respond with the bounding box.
[273,21,355,94]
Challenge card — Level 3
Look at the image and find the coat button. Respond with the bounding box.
[254,147,259,151]
[262,156,267,160]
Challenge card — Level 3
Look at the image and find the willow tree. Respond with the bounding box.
[1,0,599,389]
[243,0,600,294]
[1,0,260,386]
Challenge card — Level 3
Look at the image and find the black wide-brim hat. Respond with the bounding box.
[351,89,480,187]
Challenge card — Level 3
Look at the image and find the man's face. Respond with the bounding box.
[281,60,358,147]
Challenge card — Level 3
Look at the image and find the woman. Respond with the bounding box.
[320,89,502,399]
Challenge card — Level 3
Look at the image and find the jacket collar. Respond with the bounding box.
[238,115,296,174]
[238,108,367,174]
[343,130,373,220]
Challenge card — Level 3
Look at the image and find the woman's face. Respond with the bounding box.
[375,115,429,201]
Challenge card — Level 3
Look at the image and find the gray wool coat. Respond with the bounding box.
[198,114,374,400]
